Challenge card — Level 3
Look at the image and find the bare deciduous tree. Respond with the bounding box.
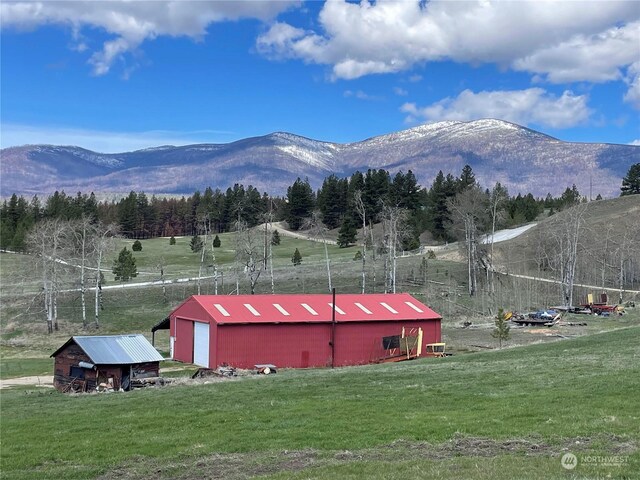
[69,215,96,327]
[304,211,332,292]
[91,222,119,327]
[380,205,411,294]
[543,203,587,307]
[447,187,488,297]
[27,219,67,333]
[353,190,367,293]
[234,220,265,294]
[488,183,508,291]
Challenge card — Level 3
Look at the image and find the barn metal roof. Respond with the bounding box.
[186,293,440,325]
[51,334,164,364]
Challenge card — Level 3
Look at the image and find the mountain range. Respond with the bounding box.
[1,119,638,198]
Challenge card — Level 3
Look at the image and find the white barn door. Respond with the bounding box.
[193,322,210,368]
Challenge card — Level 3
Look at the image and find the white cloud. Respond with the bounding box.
[623,62,640,110]
[400,88,591,129]
[343,89,381,101]
[513,21,640,83]
[0,123,236,153]
[408,74,422,83]
[1,0,297,75]
[630,139,640,146]
[257,0,638,83]
[393,87,408,96]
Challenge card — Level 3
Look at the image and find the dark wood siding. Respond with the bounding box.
[53,344,97,392]
[52,341,161,393]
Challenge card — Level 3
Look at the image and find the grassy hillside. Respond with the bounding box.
[2,327,639,479]
[2,219,639,379]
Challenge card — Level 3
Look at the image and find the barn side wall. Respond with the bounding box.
[334,319,441,366]
[215,320,441,369]
[215,323,333,369]
[53,344,97,392]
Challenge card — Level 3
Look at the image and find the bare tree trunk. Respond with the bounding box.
[269,229,275,294]
[305,211,332,292]
[323,239,332,292]
[92,222,119,328]
[370,220,377,292]
[354,191,367,293]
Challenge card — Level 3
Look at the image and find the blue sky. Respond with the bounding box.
[1,1,639,152]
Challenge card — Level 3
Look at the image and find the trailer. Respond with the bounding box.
[511,310,561,327]
[581,293,621,315]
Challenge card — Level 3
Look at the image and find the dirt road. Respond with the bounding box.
[0,375,54,389]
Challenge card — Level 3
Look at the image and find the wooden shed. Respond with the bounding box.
[51,334,164,393]
[166,293,442,370]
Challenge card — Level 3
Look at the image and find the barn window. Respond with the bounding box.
[69,366,85,379]
[382,335,401,349]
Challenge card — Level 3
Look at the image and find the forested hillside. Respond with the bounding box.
[0,165,594,252]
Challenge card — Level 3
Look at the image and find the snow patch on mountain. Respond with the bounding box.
[275,145,336,170]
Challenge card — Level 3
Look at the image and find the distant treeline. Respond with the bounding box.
[0,165,588,252]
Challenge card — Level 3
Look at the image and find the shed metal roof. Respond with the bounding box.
[184,293,440,325]
[51,334,164,364]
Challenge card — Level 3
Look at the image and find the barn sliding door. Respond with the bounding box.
[193,322,210,368]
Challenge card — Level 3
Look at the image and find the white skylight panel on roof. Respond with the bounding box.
[355,302,372,314]
[380,302,398,314]
[273,303,290,316]
[405,301,423,313]
[244,304,261,316]
[328,303,345,314]
[301,303,318,315]
[213,303,231,317]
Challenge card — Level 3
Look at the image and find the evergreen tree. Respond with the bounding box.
[457,164,476,192]
[621,163,640,196]
[492,308,511,348]
[286,178,315,230]
[389,170,421,210]
[190,234,203,252]
[213,234,221,248]
[559,184,581,208]
[291,248,302,266]
[169,236,176,245]
[112,247,138,282]
[117,191,138,237]
[271,230,281,246]
[428,171,455,241]
[337,216,357,247]
[132,240,142,251]
[316,174,345,229]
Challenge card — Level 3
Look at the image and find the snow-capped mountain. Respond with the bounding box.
[1,120,638,198]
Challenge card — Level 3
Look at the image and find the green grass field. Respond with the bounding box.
[2,218,639,479]
[1,327,638,479]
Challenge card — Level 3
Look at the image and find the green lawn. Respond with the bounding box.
[1,327,638,479]
[115,233,360,283]
[0,357,51,379]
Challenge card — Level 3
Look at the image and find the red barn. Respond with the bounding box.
[166,293,441,369]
